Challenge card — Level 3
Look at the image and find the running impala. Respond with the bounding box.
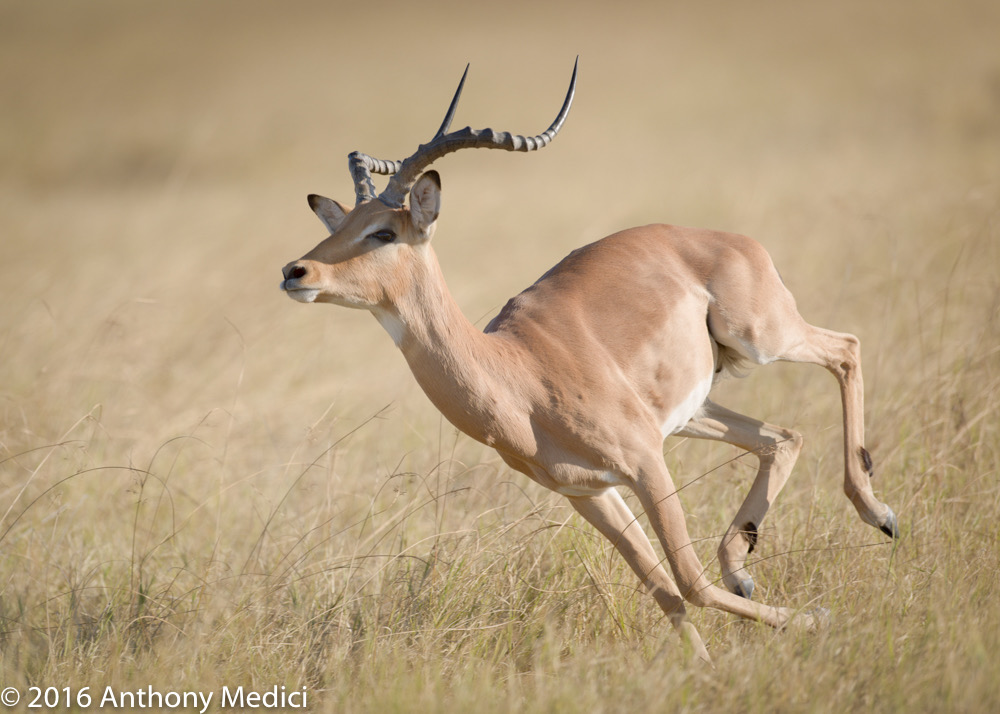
[279,61,899,662]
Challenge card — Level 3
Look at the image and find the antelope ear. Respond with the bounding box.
[409,171,441,238]
[308,194,349,234]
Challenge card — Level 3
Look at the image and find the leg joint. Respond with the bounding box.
[776,428,804,460]
[832,334,862,378]
[684,585,716,609]
[756,428,803,467]
[645,578,689,616]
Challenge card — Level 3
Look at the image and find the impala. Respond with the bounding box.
[279,61,899,662]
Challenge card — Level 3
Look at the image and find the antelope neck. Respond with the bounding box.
[375,251,525,448]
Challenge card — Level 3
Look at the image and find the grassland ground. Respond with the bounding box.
[1,1,999,711]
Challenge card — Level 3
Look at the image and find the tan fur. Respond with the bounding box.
[281,175,897,663]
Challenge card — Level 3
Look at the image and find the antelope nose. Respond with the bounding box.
[282,262,308,281]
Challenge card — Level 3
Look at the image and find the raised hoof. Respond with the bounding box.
[879,507,900,539]
[732,577,755,600]
[785,606,832,634]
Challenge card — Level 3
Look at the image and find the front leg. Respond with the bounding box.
[567,488,712,664]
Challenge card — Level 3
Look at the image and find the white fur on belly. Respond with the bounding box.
[660,375,714,438]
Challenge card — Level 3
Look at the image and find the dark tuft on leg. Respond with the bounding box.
[742,522,758,554]
[859,446,875,478]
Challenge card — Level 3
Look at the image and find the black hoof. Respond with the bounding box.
[879,507,900,539]
[733,578,755,600]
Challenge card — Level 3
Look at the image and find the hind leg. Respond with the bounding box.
[776,324,898,536]
[677,400,804,599]
[706,250,898,539]
[627,453,818,630]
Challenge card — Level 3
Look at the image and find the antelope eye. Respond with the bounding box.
[367,229,396,243]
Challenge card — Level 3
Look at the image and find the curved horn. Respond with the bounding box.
[346,65,472,206]
[378,58,577,208]
[343,58,577,209]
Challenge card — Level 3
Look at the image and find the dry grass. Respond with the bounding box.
[2,0,999,711]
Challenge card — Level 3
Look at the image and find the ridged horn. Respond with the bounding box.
[347,152,401,206]
[346,64,469,206]
[345,59,578,208]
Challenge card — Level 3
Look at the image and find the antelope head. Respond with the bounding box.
[280,61,578,311]
[279,172,444,310]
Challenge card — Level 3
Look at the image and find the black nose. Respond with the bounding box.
[283,263,308,280]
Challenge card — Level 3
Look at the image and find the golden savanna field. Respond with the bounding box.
[2,0,998,710]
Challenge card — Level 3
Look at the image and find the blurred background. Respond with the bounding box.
[3,0,996,455]
[1,0,998,704]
